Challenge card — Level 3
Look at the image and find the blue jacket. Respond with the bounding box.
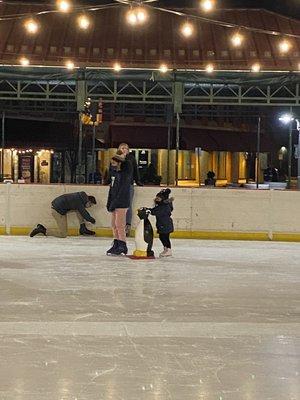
[106,160,132,211]
[150,200,174,234]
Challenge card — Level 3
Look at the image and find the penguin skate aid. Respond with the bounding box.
[131,188,174,259]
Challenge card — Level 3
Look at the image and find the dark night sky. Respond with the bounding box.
[7,0,300,18]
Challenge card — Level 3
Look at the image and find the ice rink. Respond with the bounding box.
[0,236,299,400]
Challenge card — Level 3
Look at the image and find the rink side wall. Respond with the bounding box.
[1,184,300,242]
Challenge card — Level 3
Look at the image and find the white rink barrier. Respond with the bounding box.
[1,184,300,241]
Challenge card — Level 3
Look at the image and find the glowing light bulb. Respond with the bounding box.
[78,15,90,30]
[159,64,168,73]
[57,0,71,12]
[65,60,75,70]
[113,62,122,72]
[136,7,148,23]
[200,0,215,12]
[24,19,39,34]
[279,39,291,53]
[126,9,138,25]
[181,22,194,38]
[19,57,30,66]
[231,33,244,47]
[205,64,214,73]
[251,63,261,73]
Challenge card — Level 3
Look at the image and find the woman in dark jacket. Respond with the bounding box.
[150,188,174,258]
[106,152,132,256]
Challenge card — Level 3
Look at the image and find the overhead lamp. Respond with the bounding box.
[113,62,122,72]
[181,22,194,38]
[205,63,214,73]
[279,113,294,125]
[56,0,71,13]
[231,33,244,47]
[136,7,148,23]
[77,15,90,30]
[24,19,39,34]
[126,9,138,25]
[65,60,75,70]
[251,63,261,73]
[200,0,215,12]
[159,64,168,73]
[19,57,30,66]
[279,39,292,54]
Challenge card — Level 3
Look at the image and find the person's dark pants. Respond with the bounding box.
[159,233,171,249]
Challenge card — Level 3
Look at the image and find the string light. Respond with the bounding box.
[19,57,30,66]
[231,33,244,47]
[200,0,215,12]
[159,64,168,73]
[181,22,194,38]
[205,64,214,73]
[77,15,90,30]
[136,7,148,23]
[65,60,75,70]
[56,0,71,13]
[113,62,122,72]
[24,19,39,34]
[279,39,292,53]
[126,7,148,26]
[126,9,138,25]
[251,63,261,73]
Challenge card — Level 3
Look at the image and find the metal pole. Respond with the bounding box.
[296,120,300,190]
[167,120,171,186]
[175,112,180,187]
[92,123,96,177]
[78,113,83,177]
[1,111,5,182]
[288,120,292,189]
[256,116,261,189]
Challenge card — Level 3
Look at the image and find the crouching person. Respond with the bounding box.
[106,152,132,256]
[30,192,97,238]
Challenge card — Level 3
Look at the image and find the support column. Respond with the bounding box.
[76,71,87,182]
[173,81,183,187]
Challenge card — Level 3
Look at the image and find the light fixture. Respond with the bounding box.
[113,62,122,72]
[205,63,214,73]
[279,39,292,54]
[19,57,30,66]
[136,7,148,23]
[56,0,71,13]
[279,113,294,124]
[126,7,148,26]
[200,0,215,12]
[77,15,90,30]
[251,63,261,73]
[181,22,194,38]
[126,9,138,25]
[231,33,244,47]
[65,60,75,70]
[159,64,168,73]
[24,19,39,34]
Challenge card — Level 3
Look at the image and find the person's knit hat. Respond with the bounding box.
[156,188,171,201]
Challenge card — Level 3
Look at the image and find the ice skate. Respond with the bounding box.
[106,239,119,256]
[79,224,95,236]
[114,240,128,256]
[30,224,47,237]
[159,248,172,258]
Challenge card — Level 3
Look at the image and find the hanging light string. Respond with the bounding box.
[0,0,299,40]
[0,2,119,22]
[149,5,300,40]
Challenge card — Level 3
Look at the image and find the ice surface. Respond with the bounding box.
[0,236,299,400]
